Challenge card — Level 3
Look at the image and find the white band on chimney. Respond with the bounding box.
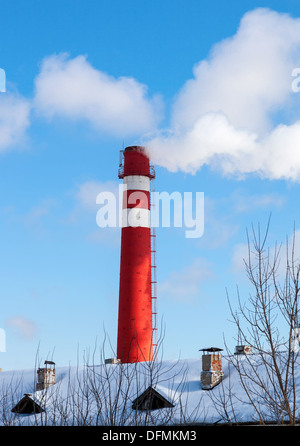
[123,175,150,192]
[122,208,150,228]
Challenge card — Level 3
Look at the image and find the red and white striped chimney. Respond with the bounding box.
[117,146,155,363]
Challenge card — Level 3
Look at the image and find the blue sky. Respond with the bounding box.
[1,0,300,370]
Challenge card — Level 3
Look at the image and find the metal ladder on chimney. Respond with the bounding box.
[150,179,158,360]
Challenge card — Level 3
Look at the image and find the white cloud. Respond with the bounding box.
[231,191,286,213]
[145,8,300,182]
[231,242,249,273]
[158,258,213,302]
[0,93,31,151]
[75,180,119,212]
[5,316,38,341]
[25,198,57,221]
[172,8,300,135]
[67,180,121,245]
[34,53,163,136]
[4,7,300,185]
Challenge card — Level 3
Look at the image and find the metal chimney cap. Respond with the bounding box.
[199,347,223,352]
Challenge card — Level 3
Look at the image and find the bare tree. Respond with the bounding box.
[225,221,300,425]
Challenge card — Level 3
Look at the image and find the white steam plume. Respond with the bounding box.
[145,8,300,182]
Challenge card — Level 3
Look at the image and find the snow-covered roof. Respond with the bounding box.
[1,353,300,425]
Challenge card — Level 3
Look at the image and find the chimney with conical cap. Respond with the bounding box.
[117,146,155,363]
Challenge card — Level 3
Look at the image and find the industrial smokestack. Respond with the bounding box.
[117,146,155,363]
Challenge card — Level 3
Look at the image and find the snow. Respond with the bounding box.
[1,353,300,425]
